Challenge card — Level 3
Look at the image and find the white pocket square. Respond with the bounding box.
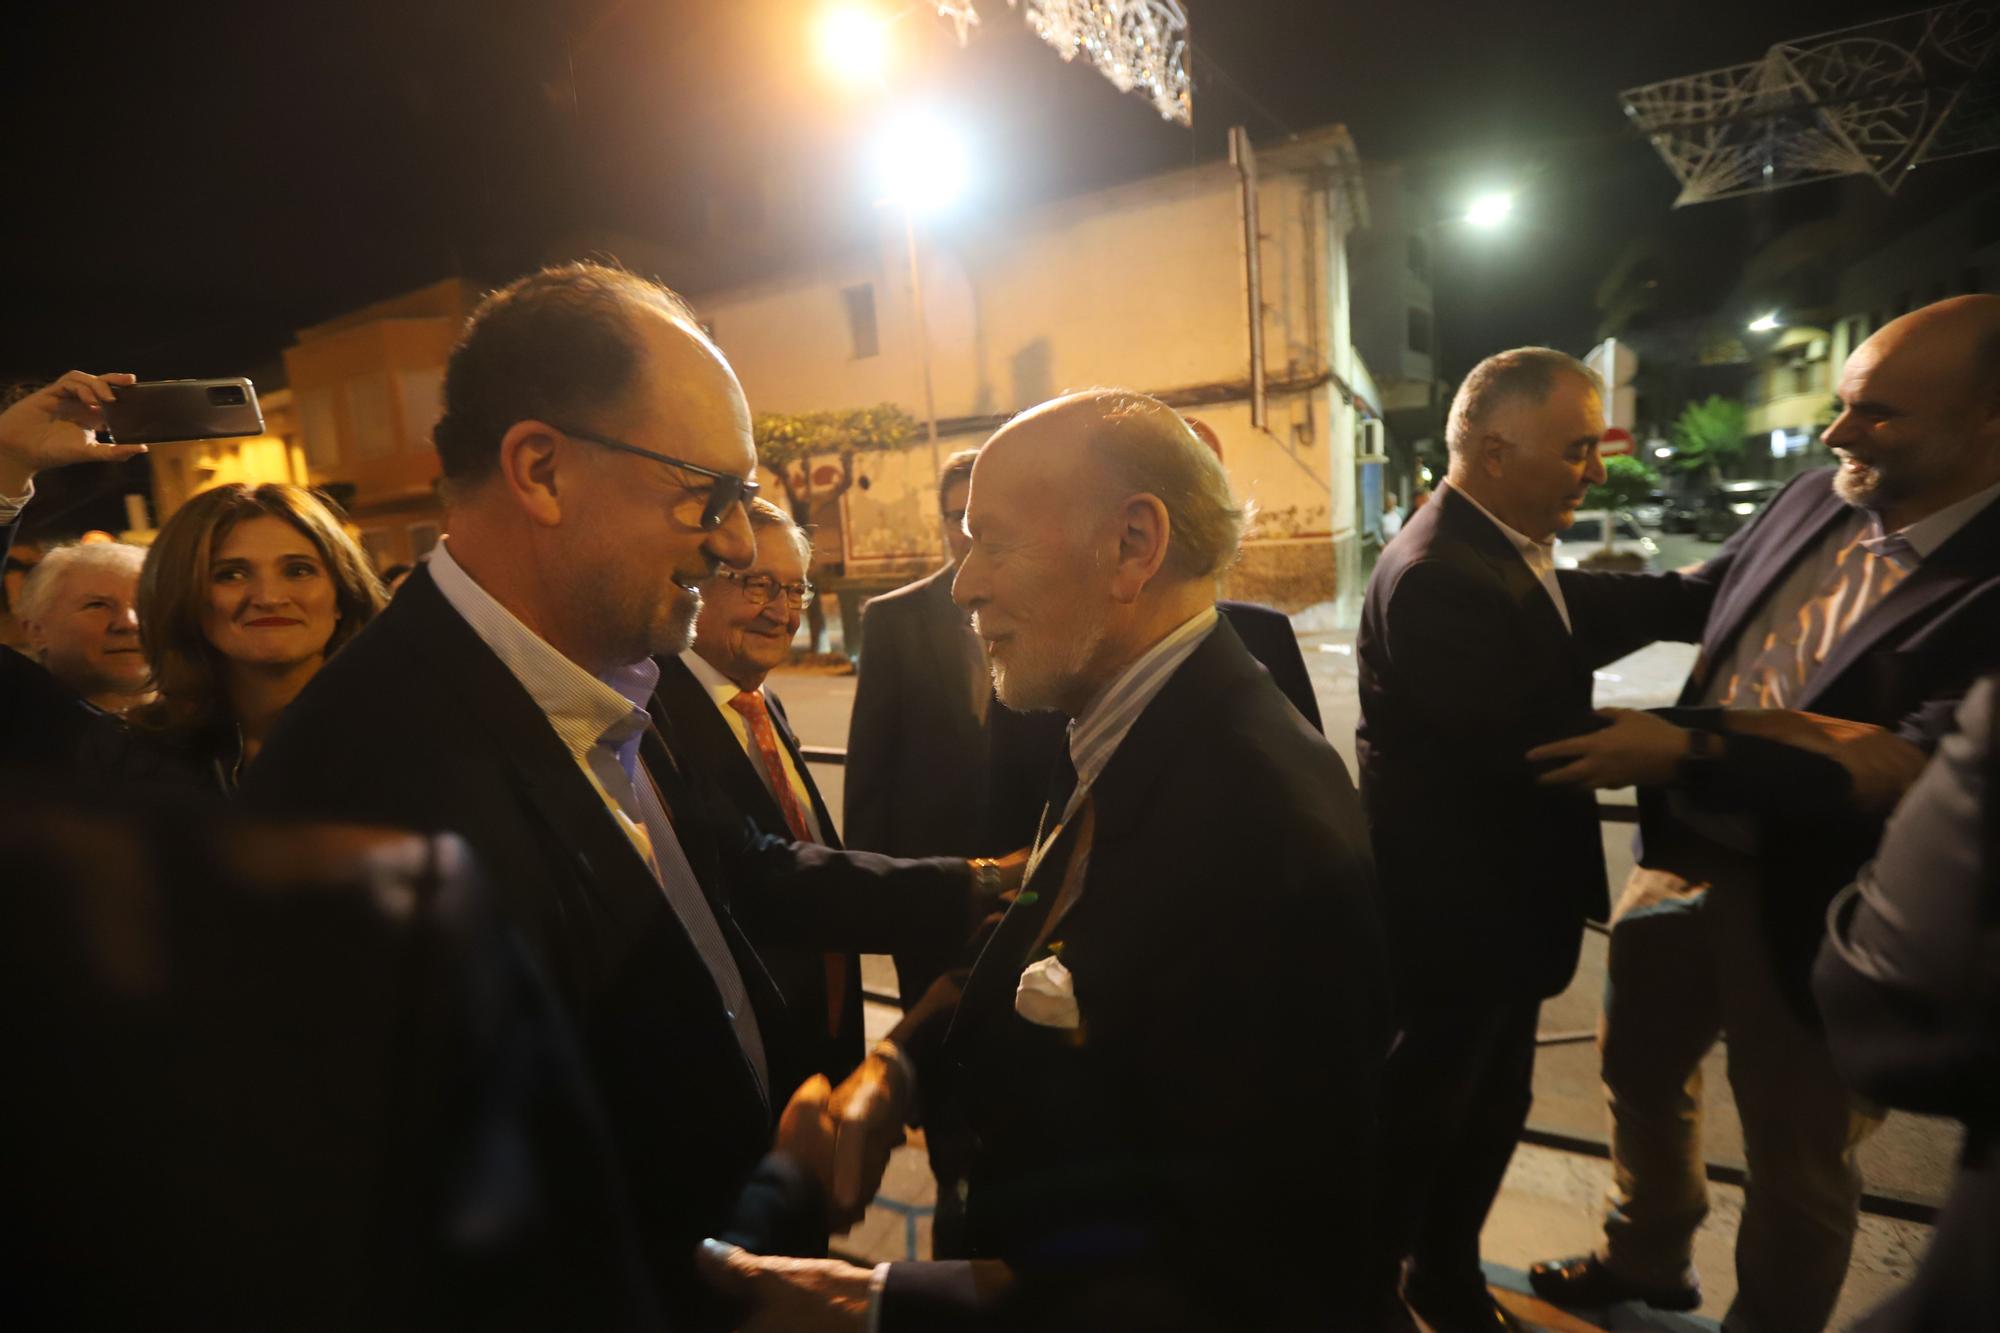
[1014,954,1081,1029]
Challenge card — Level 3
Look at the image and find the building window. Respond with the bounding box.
[1406,306,1433,356]
[1407,234,1429,280]
[843,283,880,359]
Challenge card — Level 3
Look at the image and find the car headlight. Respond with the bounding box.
[1730,502,1757,516]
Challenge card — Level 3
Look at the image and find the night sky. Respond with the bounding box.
[3,0,1978,387]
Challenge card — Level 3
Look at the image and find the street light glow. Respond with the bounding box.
[1748,312,1781,332]
[1654,446,1673,459]
[1464,192,1515,229]
[875,113,969,213]
[817,7,891,85]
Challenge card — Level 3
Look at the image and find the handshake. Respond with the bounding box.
[774,1044,917,1234]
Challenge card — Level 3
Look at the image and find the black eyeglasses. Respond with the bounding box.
[716,567,817,608]
[551,424,760,531]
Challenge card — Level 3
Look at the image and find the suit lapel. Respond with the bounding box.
[652,656,791,838]
[1437,488,1580,668]
[765,689,841,849]
[1692,480,1850,695]
[1802,499,2000,708]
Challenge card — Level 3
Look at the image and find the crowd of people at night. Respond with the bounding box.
[2,262,1996,1333]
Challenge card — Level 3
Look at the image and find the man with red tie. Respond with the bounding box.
[654,497,864,1083]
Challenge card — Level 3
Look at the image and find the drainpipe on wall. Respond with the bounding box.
[1229,125,1267,431]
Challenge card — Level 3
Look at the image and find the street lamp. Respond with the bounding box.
[1463,191,1515,229]
[816,7,892,86]
[1747,311,1782,332]
[874,113,969,479]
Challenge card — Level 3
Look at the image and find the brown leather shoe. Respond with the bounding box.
[1527,1253,1701,1312]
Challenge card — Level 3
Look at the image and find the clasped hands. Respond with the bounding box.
[1527,706,1926,811]
[696,1051,915,1330]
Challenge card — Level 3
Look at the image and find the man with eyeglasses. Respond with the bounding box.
[657,497,865,1084]
[247,262,997,1327]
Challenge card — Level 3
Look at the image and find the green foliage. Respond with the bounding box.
[1583,453,1660,512]
[751,404,917,472]
[751,403,920,516]
[1667,395,1748,479]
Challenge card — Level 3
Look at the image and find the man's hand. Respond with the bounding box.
[0,372,146,496]
[775,1074,837,1187]
[1727,710,1930,812]
[1528,708,1691,788]
[825,1048,911,1232]
[695,1239,873,1333]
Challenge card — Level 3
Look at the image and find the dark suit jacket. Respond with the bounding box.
[1561,467,2000,1013]
[845,564,999,860]
[1217,600,1323,733]
[1814,676,2000,1333]
[2,799,657,1333]
[244,568,970,1323]
[652,654,864,1082]
[878,618,1391,1331]
[1357,485,1650,1007]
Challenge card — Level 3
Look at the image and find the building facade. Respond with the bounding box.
[693,124,1379,612]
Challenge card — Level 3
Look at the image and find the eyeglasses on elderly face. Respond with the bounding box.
[715,567,816,608]
[550,424,759,531]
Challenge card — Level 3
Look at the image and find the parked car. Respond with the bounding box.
[1693,479,1783,542]
[1554,510,1660,571]
[1628,489,1669,530]
[1661,491,1703,534]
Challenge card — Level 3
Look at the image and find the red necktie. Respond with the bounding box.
[729,690,846,1038]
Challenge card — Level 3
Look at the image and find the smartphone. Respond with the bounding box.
[99,378,264,445]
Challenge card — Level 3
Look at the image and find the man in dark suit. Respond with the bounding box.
[1814,674,2000,1333]
[1357,347,1655,1332]
[657,497,863,1082]
[845,449,1036,1014]
[704,389,1390,1330]
[1527,295,2000,1331]
[246,263,981,1326]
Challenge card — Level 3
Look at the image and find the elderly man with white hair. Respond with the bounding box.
[2,371,155,770]
[702,389,1390,1332]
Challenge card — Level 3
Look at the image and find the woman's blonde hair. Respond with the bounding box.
[137,483,386,735]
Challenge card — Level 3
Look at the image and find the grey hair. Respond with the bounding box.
[15,540,147,625]
[1056,389,1249,580]
[745,496,812,567]
[1446,347,1601,462]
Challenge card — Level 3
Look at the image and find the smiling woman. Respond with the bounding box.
[121,483,386,792]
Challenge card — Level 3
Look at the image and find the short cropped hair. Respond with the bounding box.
[745,496,812,566]
[1445,347,1600,462]
[432,261,707,485]
[1063,390,1247,580]
[15,540,147,624]
[938,448,980,511]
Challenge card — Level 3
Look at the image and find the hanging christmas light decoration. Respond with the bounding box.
[934,1,981,47]
[1012,0,1193,125]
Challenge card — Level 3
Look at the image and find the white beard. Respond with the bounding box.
[990,620,1104,713]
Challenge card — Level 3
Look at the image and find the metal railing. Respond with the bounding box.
[798,746,1939,1227]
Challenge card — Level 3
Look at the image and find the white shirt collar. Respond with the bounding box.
[1066,604,1220,805]
[681,648,755,708]
[427,539,656,759]
[1446,481,1557,571]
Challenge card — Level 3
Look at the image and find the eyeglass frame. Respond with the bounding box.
[548,423,760,531]
[713,566,817,609]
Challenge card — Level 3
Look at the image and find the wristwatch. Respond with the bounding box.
[1677,725,1724,787]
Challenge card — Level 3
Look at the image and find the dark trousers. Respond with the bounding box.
[1372,996,1541,1302]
